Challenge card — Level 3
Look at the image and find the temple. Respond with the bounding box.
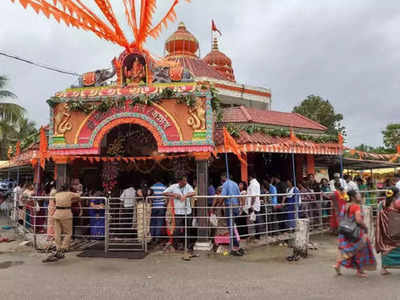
[2,22,343,190]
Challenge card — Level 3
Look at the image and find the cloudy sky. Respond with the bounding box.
[0,0,399,147]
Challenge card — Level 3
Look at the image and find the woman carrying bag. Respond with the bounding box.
[375,187,400,275]
[334,190,376,278]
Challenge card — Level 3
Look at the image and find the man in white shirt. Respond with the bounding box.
[246,174,262,240]
[13,184,23,206]
[344,175,359,192]
[163,175,195,250]
[120,185,136,231]
[329,173,348,191]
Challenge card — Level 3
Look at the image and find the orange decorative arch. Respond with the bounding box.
[92,117,163,152]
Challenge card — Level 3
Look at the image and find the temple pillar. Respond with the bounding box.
[32,159,42,193]
[306,154,315,175]
[54,157,69,190]
[193,152,213,251]
[241,153,248,183]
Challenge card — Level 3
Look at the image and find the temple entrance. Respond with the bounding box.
[100,123,158,157]
[68,122,196,255]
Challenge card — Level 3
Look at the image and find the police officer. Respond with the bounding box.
[43,183,81,263]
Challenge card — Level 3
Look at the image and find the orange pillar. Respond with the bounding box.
[306,154,315,175]
[241,153,248,183]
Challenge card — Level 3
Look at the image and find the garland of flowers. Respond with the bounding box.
[209,86,223,122]
[101,161,119,193]
[226,124,338,143]
[48,86,223,120]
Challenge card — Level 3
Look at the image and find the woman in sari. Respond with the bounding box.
[23,184,35,230]
[375,187,400,275]
[334,190,376,278]
[320,178,332,223]
[237,182,248,238]
[298,183,310,219]
[330,183,347,232]
[366,177,377,206]
[89,191,105,239]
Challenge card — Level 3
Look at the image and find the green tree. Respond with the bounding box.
[354,143,394,154]
[292,95,345,135]
[14,117,37,142]
[0,75,24,124]
[0,76,37,159]
[382,123,400,151]
[0,120,16,159]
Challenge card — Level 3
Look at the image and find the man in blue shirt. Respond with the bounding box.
[150,179,167,246]
[221,173,243,256]
[264,178,279,235]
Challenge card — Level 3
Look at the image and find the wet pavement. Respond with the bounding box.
[0,219,399,300]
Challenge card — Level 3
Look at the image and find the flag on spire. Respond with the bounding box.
[212,20,222,36]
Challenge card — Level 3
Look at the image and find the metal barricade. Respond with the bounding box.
[3,188,390,255]
[105,196,146,253]
[14,196,107,250]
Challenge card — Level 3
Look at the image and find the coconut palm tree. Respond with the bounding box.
[0,75,24,124]
[0,120,16,159]
[0,117,38,160]
[15,117,37,141]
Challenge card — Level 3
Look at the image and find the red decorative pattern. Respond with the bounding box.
[77,103,180,147]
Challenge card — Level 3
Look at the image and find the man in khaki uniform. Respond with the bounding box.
[43,184,81,262]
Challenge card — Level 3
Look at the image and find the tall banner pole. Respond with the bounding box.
[291,153,297,188]
[224,148,233,251]
[225,152,230,179]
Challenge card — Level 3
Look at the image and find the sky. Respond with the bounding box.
[0,0,399,147]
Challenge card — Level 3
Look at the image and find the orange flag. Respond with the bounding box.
[223,127,247,166]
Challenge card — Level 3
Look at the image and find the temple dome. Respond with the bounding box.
[203,38,235,82]
[165,22,199,58]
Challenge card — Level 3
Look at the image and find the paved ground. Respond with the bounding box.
[0,218,400,300]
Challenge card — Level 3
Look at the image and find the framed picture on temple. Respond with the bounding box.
[122,53,147,86]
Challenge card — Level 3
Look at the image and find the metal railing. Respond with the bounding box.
[2,189,386,255]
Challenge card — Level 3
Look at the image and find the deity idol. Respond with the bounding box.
[124,57,146,84]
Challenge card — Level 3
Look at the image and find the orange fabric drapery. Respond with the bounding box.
[223,127,247,167]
